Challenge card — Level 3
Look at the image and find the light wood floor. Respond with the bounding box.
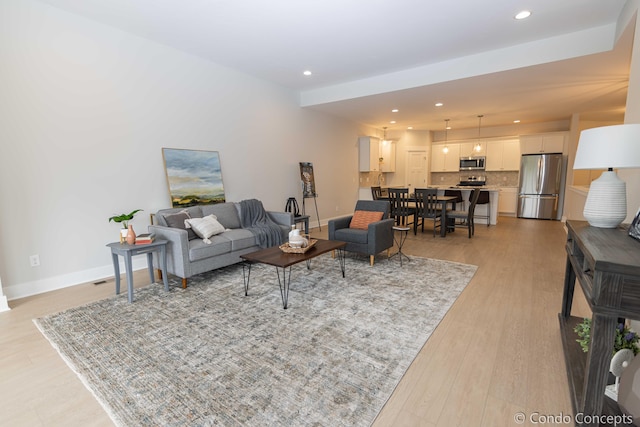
[0,216,589,426]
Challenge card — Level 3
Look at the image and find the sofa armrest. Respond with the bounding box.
[267,211,294,227]
[148,224,190,279]
[328,216,353,239]
[367,218,395,253]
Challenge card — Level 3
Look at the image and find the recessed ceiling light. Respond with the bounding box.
[390,120,396,124]
[407,126,413,130]
[513,119,521,123]
[392,109,399,113]
[435,102,443,107]
[515,10,531,20]
[303,70,312,76]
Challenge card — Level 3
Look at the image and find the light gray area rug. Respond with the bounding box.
[35,254,477,427]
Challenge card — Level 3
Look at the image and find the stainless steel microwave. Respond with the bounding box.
[459,156,486,171]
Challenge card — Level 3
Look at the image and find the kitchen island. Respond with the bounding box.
[357,186,500,225]
[432,186,499,225]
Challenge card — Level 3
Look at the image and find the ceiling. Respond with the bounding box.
[36,0,633,132]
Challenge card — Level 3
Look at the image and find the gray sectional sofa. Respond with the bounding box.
[149,200,293,288]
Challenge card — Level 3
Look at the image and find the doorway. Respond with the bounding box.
[406,150,428,192]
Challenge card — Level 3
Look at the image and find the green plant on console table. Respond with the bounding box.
[108,209,143,229]
[574,318,640,355]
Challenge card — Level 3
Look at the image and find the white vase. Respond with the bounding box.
[120,228,129,244]
[289,234,304,248]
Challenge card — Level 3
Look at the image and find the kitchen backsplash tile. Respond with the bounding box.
[359,170,520,188]
[431,171,519,187]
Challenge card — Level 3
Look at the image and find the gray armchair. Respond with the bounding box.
[328,200,394,266]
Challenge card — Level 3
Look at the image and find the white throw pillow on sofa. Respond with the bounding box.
[185,215,226,244]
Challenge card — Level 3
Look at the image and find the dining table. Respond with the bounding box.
[378,192,458,237]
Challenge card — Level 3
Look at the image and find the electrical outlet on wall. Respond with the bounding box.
[29,254,40,267]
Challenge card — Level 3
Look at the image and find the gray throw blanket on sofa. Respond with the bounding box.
[240,199,285,248]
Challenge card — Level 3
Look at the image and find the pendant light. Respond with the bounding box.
[379,127,389,169]
[443,119,450,154]
[382,126,390,146]
[475,115,483,153]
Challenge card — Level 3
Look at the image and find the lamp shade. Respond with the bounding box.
[574,124,640,228]
[574,124,640,170]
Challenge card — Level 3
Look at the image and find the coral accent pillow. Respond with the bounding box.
[349,210,383,230]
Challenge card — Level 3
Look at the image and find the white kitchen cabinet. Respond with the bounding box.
[502,140,521,170]
[486,139,521,171]
[459,142,486,157]
[359,136,380,172]
[431,146,446,172]
[498,187,518,215]
[485,141,502,171]
[379,140,396,172]
[520,133,566,154]
[444,144,460,171]
[431,143,460,172]
[359,136,396,172]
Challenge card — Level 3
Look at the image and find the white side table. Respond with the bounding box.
[391,226,411,266]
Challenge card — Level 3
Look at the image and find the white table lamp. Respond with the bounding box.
[574,124,640,228]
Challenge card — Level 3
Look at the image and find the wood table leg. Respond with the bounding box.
[580,313,617,423]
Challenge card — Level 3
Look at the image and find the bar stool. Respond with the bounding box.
[444,189,465,211]
[471,190,490,226]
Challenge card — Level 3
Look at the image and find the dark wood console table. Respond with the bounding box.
[560,220,640,426]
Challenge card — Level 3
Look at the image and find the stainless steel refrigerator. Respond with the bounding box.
[517,153,564,220]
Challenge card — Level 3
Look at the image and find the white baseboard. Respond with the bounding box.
[5,258,150,301]
[3,217,351,302]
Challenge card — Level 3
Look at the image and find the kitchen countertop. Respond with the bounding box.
[357,185,502,225]
[430,185,502,191]
[357,185,514,190]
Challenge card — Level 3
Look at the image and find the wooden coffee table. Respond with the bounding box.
[240,239,347,309]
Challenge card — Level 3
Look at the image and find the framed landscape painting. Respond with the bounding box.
[162,148,225,207]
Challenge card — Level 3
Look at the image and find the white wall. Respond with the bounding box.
[621,3,640,222]
[0,0,373,299]
[564,3,640,223]
[383,129,431,189]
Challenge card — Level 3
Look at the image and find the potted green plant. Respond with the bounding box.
[575,318,640,355]
[109,209,142,243]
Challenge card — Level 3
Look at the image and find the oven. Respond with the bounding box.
[459,156,486,171]
[458,175,486,186]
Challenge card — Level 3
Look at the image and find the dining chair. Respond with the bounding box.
[387,188,416,227]
[371,186,382,200]
[413,188,442,237]
[447,188,481,238]
[471,190,490,226]
[444,189,465,211]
